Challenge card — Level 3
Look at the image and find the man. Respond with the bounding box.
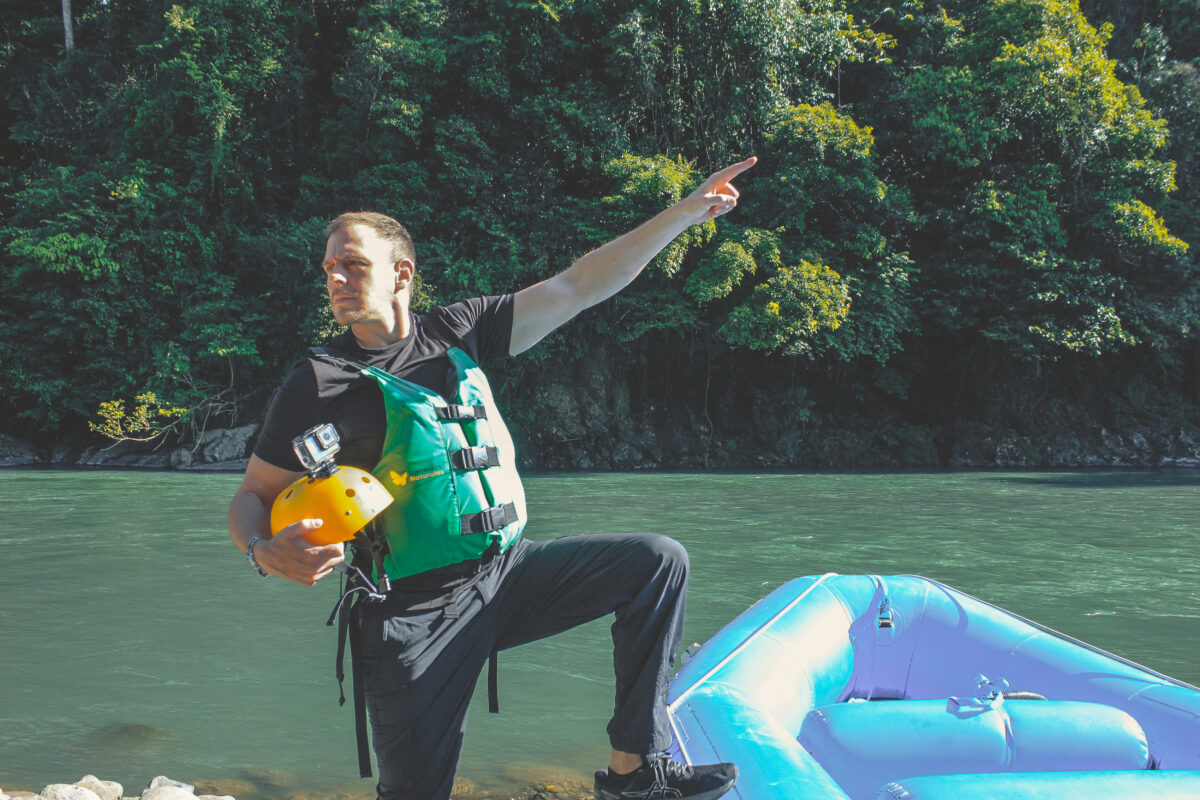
[227,156,755,800]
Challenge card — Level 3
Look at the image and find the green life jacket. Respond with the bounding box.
[313,346,526,580]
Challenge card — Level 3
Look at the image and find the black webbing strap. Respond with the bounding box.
[436,404,487,421]
[330,538,382,780]
[331,594,373,777]
[460,502,518,535]
[348,603,372,778]
[335,594,350,706]
[449,445,500,471]
[488,650,499,714]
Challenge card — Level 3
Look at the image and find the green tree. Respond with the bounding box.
[862,0,1190,357]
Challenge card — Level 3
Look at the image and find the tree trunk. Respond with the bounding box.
[62,0,74,53]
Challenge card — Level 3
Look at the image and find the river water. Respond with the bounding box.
[1,469,1197,797]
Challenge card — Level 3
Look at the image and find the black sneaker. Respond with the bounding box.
[594,752,738,800]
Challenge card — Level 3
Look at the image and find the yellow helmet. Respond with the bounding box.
[270,466,394,545]
[269,423,394,545]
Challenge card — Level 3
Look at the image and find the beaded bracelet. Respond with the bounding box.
[246,536,270,578]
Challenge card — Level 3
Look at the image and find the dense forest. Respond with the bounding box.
[1,0,1197,469]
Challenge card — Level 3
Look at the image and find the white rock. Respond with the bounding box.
[142,779,191,795]
[137,779,194,800]
[2,785,9,800]
[196,796,236,800]
[138,789,193,800]
[75,777,121,800]
[40,786,99,800]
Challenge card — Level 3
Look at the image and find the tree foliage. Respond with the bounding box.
[0,0,1194,451]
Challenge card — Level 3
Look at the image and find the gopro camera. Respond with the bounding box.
[292,423,341,476]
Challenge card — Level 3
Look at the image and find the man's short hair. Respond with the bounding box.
[325,212,416,265]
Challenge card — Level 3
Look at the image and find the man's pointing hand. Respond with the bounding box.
[679,156,757,226]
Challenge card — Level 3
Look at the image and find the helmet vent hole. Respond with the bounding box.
[361,476,370,483]
[345,488,357,498]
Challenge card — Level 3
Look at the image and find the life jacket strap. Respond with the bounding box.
[437,404,487,421]
[488,649,500,714]
[460,502,518,535]
[450,445,500,471]
[329,576,376,779]
[348,602,372,778]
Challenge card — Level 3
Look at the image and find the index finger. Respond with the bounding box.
[276,518,325,539]
[709,156,757,188]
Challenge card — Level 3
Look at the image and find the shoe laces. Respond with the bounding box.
[646,752,691,795]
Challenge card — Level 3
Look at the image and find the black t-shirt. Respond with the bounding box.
[254,295,515,473]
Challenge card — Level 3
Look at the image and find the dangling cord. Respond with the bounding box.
[326,562,386,627]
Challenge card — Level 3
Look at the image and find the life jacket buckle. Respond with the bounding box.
[461,502,518,535]
[437,404,487,421]
[450,445,499,471]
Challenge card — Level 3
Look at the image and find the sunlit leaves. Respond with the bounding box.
[89,393,188,442]
[721,259,851,354]
[601,153,715,277]
[875,0,1189,357]
[1110,199,1189,256]
[684,229,781,302]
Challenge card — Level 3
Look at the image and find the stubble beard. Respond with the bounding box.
[333,307,372,327]
[332,296,398,329]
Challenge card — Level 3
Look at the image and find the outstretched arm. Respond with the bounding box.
[509,157,756,355]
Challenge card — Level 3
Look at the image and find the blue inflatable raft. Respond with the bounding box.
[666,574,1200,799]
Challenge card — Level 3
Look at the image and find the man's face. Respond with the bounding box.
[322,224,405,327]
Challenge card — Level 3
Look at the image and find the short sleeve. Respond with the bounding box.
[252,363,320,471]
[425,294,514,365]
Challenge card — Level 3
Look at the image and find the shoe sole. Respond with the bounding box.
[594,772,738,800]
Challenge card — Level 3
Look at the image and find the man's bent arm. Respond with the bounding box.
[510,157,755,355]
[228,455,345,586]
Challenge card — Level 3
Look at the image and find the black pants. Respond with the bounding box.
[356,533,689,800]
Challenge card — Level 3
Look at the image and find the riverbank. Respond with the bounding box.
[4,418,1200,472]
[1,775,592,800]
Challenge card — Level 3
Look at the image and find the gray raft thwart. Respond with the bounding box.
[666,573,1200,800]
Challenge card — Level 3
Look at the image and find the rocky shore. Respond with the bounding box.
[0,426,258,472]
[2,777,233,800]
[0,775,591,800]
[3,418,1200,472]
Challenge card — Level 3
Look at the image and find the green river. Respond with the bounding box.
[1,469,1197,797]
